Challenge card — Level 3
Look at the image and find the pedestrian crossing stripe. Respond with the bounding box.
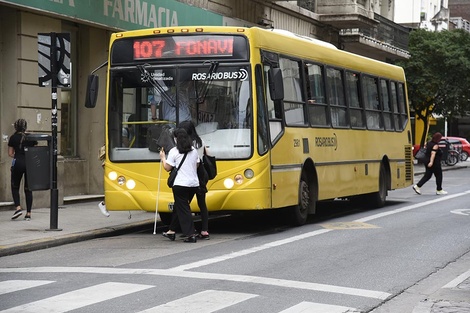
[320,222,379,230]
[0,280,362,313]
[0,280,54,295]
[138,290,257,313]
[279,301,361,313]
[0,282,153,313]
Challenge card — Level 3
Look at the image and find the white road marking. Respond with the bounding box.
[0,267,391,300]
[0,282,153,313]
[279,301,360,313]
[356,191,470,223]
[450,209,470,216]
[442,269,470,288]
[0,280,54,295]
[170,229,332,271]
[137,290,257,313]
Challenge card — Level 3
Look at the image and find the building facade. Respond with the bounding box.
[449,0,470,32]
[0,0,409,207]
[394,0,449,30]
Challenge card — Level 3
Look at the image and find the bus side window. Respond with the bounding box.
[390,82,401,131]
[306,63,328,126]
[280,58,306,126]
[345,71,365,128]
[380,79,394,131]
[327,67,348,128]
[397,83,408,129]
[363,76,383,130]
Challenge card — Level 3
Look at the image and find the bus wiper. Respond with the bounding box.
[195,61,219,104]
[137,64,177,108]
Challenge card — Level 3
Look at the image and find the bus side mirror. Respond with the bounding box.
[85,74,99,108]
[268,68,284,101]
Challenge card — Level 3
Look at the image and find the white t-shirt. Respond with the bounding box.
[166,147,200,187]
[193,139,205,159]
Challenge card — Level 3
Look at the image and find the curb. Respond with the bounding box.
[0,219,155,257]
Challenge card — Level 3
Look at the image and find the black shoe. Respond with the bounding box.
[162,232,176,241]
[197,233,210,240]
[11,209,23,220]
[183,235,197,243]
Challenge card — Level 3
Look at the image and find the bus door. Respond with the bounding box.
[263,66,296,209]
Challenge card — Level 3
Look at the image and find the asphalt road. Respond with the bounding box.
[1,167,469,312]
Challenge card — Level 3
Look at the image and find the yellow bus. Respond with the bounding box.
[85,26,414,226]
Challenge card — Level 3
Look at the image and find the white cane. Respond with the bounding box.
[153,154,163,234]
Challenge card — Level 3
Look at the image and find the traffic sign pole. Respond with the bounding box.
[49,32,60,231]
[38,32,70,231]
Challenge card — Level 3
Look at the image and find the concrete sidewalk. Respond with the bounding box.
[0,200,156,257]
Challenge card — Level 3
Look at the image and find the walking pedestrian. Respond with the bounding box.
[160,128,199,243]
[8,119,38,220]
[413,132,448,195]
[179,120,210,239]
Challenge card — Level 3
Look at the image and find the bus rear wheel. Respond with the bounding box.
[368,163,387,208]
[291,176,315,226]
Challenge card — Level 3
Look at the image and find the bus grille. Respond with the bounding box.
[405,145,413,181]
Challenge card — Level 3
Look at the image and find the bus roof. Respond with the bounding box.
[247,27,404,81]
[110,26,404,81]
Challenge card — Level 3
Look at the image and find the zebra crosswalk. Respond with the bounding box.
[139,290,257,313]
[1,282,152,313]
[0,279,362,313]
[0,280,54,295]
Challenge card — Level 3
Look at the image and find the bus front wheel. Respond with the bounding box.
[291,175,315,226]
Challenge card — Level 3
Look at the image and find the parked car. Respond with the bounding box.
[441,136,470,161]
[413,136,470,162]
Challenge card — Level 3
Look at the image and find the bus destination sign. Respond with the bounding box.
[133,36,234,60]
[111,34,248,64]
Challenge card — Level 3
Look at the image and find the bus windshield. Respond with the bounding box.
[107,64,252,162]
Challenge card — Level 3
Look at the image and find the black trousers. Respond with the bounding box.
[417,162,443,190]
[11,157,33,212]
[196,192,209,232]
[169,186,198,236]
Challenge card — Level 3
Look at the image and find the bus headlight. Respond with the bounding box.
[234,174,243,184]
[126,179,136,190]
[117,176,126,186]
[108,171,118,181]
[244,168,254,179]
[224,178,234,189]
